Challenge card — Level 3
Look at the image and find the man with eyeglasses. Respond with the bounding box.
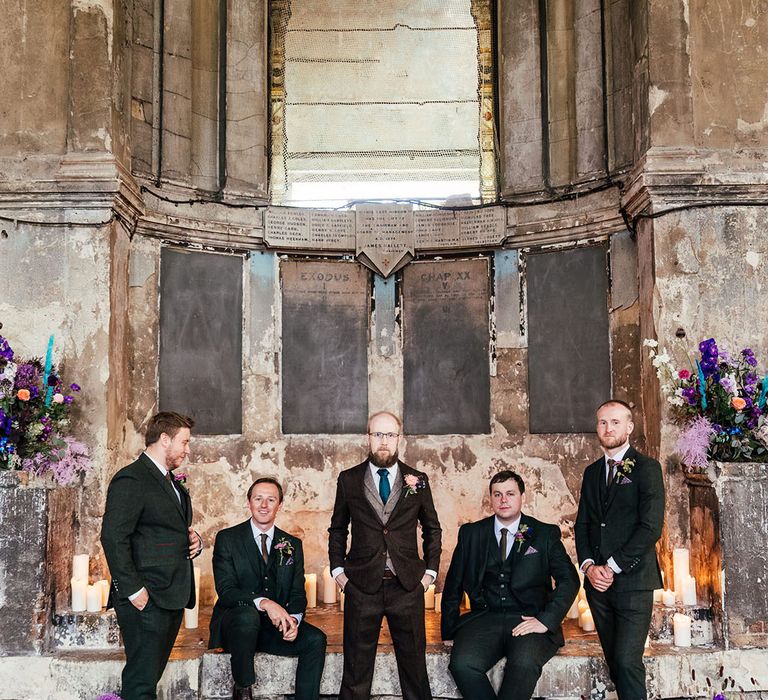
[328,411,442,700]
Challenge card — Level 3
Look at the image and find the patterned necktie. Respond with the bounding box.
[607,458,618,487]
[378,468,391,504]
[260,533,269,563]
[499,527,509,561]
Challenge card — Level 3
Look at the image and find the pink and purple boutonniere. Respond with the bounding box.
[403,473,427,496]
[615,458,634,485]
[274,537,295,566]
[173,471,188,486]
[514,523,534,552]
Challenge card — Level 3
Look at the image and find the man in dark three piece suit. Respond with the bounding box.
[442,470,579,700]
[209,477,327,700]
[329,411,442,700]
[101,411,203,700]
[575,400,665,700]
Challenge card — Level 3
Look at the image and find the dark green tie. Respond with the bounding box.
[500,527,509,560]
[378,468,391,504]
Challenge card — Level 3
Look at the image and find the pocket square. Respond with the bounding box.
[619,476,632,485]
[524,546,538,555]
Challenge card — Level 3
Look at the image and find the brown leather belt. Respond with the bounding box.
[382,569,396,580]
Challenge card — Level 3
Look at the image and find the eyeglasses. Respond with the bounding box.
[368,432,400,441]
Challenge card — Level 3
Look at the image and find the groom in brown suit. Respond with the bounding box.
[328,411,442,700]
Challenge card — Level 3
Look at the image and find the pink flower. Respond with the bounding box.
[404,475,420,488]
[731,396,747,411]
[52,393,64,404]
[678,369,691,380]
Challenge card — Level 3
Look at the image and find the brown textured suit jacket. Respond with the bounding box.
[328,461,442,593]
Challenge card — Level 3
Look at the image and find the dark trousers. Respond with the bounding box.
[114,598,184,700]
[219,606,327,699]
[586,586,654,700]
[448,611,559,700]
[340,578,431,700]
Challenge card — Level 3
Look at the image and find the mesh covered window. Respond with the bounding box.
[270,0,496,206]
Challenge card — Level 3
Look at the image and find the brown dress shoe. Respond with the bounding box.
[231,685,253,700]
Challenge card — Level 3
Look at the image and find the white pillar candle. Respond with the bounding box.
[184,566,202,629]
[86,585,102,612]
[673,548,690,602]
[304,573,317,608]
[580,611,595,632]
[681,575,697,606]
[566,599,580,619]
[96,579,110,607]
[662,589,676,607]
[578,586,587,602]
[71,577,87,612]
[434,592,442,612]
[72,554,89,581]
[673,613,692,647]
[339,589,345,612]
[653,588,663,604]
[321,566,337,604]
[577,599,589,614]
[424,584,435,609]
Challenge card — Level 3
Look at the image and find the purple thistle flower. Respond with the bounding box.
[14,362,40,390]
[676,416,715,471]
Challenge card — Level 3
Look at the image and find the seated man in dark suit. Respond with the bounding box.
[209,477,327,700]
[442,470,579,700]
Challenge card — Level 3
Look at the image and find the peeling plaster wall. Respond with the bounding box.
[115,241,641,601]
[0,222,114,569]
[644,207,768,550]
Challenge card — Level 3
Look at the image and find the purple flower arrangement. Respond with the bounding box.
[0,332,92,485]
[645,337,768,469]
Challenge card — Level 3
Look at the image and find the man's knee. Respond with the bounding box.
[449,649,484,677]
[303,625,328,653]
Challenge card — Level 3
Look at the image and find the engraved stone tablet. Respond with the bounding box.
[414,210,461,250]
[458,206,506,247]
[264,207,311,248]
[309,210,356,249]
[356,204,415,277]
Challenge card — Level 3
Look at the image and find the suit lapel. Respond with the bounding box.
[603,447,635,513]
[363,465,386,523]
[140,454,187,523]
[383,467,404,522]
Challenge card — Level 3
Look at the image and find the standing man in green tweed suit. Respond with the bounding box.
[101,412,203,700]
[575,400,665,700]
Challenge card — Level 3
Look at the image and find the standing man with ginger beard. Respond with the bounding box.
[101,411,203,700]
[328,411,442,700]
[575,400,665,700]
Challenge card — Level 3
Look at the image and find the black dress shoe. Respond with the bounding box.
[231,685,253,700]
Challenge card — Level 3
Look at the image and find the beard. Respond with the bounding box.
[369,448,398,469]
[598,433,629,450]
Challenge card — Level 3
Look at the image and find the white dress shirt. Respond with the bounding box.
[332,461,437,584]
[494,515,521,560]
[580,443,631,575]
[251,521,302,624]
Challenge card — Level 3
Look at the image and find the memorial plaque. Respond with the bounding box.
[356,204,415,277]
[527,246,611,433]
[309,210,356,249]
[264,207,311,248]
[159,248,243,434]
[281,260,369,434]
[414,209,461,250]
[458,206,506,247]
[403,258,491,434]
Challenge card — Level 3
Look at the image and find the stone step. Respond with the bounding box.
[1,645,766,700]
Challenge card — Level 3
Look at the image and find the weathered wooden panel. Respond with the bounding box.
[403,258,490,435]
[526,245,610,433]
[159,248,243,434]
[281,260,369,434]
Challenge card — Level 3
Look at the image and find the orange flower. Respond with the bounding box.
[16,388,30,401]
[731,396,747,411]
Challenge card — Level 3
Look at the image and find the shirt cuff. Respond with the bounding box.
[128,587,146,601]
[424,570,437,582]
[331,567,345,579]
[607,557,622,574]
[579,559,595,573]
[291,613,303,625]
[255,596,267,610]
